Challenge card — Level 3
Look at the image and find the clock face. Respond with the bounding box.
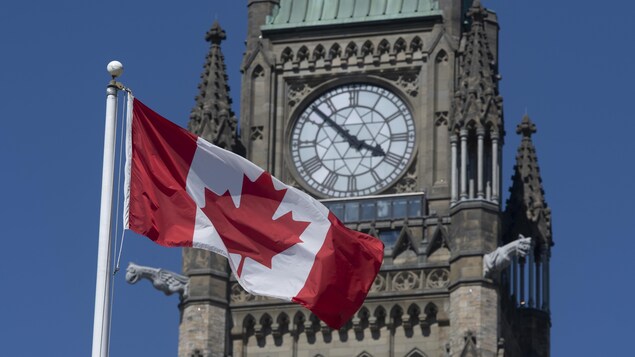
[290,83,416,198]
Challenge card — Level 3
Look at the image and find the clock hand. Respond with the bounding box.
[312,106,385,156]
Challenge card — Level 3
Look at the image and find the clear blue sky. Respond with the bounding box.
[0,1,632,355]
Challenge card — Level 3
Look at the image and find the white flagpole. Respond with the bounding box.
[92,61,124,357]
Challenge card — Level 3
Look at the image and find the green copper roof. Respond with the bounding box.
[262,0,441,30]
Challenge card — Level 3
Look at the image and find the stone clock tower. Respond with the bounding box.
[174,1,554,356]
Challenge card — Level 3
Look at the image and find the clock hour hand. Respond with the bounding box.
[312,106,385,156]
[358,139,385,157]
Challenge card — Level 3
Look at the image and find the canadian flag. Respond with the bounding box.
[124,96,384,328]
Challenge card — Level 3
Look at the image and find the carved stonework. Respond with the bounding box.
[183,247,217,272]
[250,126,264,141]
[370,273,386,293]
[483,235,532,278]
[344,41,358,59]
[394,163,417,193]
[288,82,314,107]
[426,269,450,289]
[384,71,420,97]
[410,36,423,53]
[451,0,502,131]
[230,282,278,303]
[280,47,293,64]
[394,38,407,54]
[126,262,189,299]
[392,271,420,291]
[435,111,449,126]
[188,21,242,153]
[461,330,479,357]
[231,283,256,303]
[396,73,420,96]
[230,267,450,304]
[276,36,428,74]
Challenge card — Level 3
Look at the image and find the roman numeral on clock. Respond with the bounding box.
[391,132,410,141]
[384,152,404,167]
[303,156,322,175]
[326,100,337,114]
[323,171,337,190]
[385,111,403,122]
[349,91,359,106]
[370,169,381,183]
[347,176,357,191]
[298,140,316,148]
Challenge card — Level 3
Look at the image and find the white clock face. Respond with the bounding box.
[290,83,416,198]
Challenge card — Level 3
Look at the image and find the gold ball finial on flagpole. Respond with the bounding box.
[107,60,124,79]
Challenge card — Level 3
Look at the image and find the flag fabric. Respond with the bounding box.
[124,95,384,328]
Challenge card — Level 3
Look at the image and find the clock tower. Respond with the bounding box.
[177,1,554,356]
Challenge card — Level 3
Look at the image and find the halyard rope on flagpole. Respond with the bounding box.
[107,88,134,356]
[113,91,132,276]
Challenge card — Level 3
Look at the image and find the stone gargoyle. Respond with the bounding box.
[483,234,532,278]
[125,262,189,299]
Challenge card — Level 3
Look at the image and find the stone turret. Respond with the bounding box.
[500,114,553,357]
[447,1,503,355]
[179,20,241,357]
[450,0,502,205]
[189,21,244,155]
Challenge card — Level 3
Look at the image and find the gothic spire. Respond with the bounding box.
[505,115,552,247]
[451,0,502,133]
[189,21,242,153]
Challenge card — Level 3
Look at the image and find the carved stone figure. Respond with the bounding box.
[483,235,532,278]
[125,262,190,299]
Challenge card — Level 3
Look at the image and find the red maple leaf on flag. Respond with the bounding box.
[201,173,311,277]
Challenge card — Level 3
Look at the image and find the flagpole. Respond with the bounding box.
[92,61,124,357]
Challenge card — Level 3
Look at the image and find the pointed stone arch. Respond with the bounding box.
[405,303,421,329]
[394,37,407,53]
[280,47,294,64]
[463,97,481,129]
[405,347,428,357]
[378,39,391,55]
[460,331,479,357]
[325,43,342,68]
[392,223,418,265]
[435,49,449,63]
[328,43,342,59]
[345,41,358,58]
[313,44,326,60]
[373,305,387,321]
[426,223,451,263]
[242,314,256,336]
[361,40,374,57]
[410,36,423,52]
[251,64,265,79]
[356,351,374,357]
[293,310,306,331]
[274,312,290,336]
[422,302,438,327]
[296,46,310,62]
[256,313,273,339]
[390,304,404,326]
[353,307,370,333]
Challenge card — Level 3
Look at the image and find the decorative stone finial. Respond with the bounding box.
[206,20,226,44]
[516,114,537,137]
[467,0,487,20]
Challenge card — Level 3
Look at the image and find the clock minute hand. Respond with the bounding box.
[312,106,385,156]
